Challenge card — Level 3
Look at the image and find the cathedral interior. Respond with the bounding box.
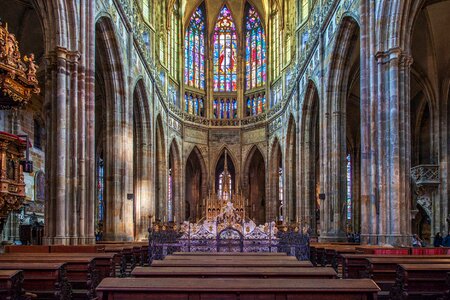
[0,0,449,248]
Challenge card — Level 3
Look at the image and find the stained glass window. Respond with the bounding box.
[271,8,281,79]
[185,93,204,116]
[185,5,206,89]
[96,156,104,240]
[213,98,237,119]
[218,171,232,201]
[168,2,179,79]
[168,167,173,222]
[346,154,352,220]
[245,5,266,90]
[271,82,282,107]
[142,0,150,23]
[246,94,266,116]
[302,0,309,22]
[213,6,237,92]
[279,167,284,221]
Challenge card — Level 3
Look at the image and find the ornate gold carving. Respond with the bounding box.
[0,132,26,220]
[0,21,40,108]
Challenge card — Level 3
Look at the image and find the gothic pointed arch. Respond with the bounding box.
[243,145,266,224]
[168,139,182,222]
[95,16,133,241]
[285,115,297,223]
[269,138,283,221]
[213,5,238,92]
[133,79,152,240]
[214,147,237,199]
[155,114,166,221]
[185,146,208,221]
[300,81,320,235]
[244,2,266,91]
[185,2,206,90]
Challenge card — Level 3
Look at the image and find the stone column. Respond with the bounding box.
[374,48,413,245]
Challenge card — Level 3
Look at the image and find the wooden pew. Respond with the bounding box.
[4,245,50,253]
[104,245,135,277]
[341,254,450,279]
[163,255,298,261]
[0,262,69,300]
[132,266,337,279]
[365,257,450,297]
[50,245,106,253]
[0,270,25,300]
[172,252,287,256]
[150,258,313,268]
[390,264,450,300]
[0,255,96,299]
[96,277,380,300]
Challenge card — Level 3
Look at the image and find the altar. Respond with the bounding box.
[148,150,309,261]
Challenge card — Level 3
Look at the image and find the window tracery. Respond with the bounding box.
[213,6,238,92]
[185,4,206,89]
[245,5,266,90]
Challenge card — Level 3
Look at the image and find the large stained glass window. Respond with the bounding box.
[213,98,237,119]
[185,4,206,89]
[213,6,237,92]
[168,2,179,80]
[271,7,281,79]
[245,5,266,90]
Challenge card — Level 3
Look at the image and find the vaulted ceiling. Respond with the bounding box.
[183,0,270,36]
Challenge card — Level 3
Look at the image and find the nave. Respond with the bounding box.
[0,242,450,299]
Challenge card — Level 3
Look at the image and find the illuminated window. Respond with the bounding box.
[279,166,284,221]
[213,6,237,92]
[245,5,266,90]
[346,154,352,220]
[168,2,179,79]
[213,98,237,119]
[246,93,266,116]
[302,0,309,22]
[185,4,206,89]
[185,93,204,117]
[271,8,281,79]
[218,171,232,201]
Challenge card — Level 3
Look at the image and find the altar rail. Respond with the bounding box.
[148,225,310,263]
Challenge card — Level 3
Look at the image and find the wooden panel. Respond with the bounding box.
[151,259,312,268]
[132,266,337,279]
[96,278,380,300]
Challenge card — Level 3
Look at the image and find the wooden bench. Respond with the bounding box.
[0,255,96,299]
[341,254,450,279]
[364,257,450,297]
[172,252,287,256]
[390,264,450,299]
[0,270,25,300]
[132,266,337,279]
[104,246,135,277]
[0,262,69,300]
[4,245,50,253]
[163,255,298,261]
[96,277,380,300]
[150,258,313,268]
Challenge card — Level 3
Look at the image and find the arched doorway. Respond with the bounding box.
[246,147,266,224]
[185,147,207,222]
[155,115,166,221]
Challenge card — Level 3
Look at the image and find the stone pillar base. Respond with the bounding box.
[319,231,347,242]
[102,233,134,242]
[360,234,411,246]
[52,236,70,245]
